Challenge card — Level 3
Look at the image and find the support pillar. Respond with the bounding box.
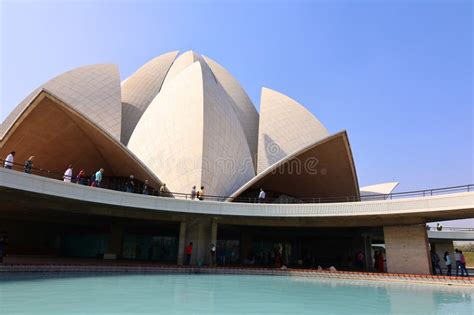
[211,219,218,245]
[384,225,432,274]
[184,217,213,266]
[362,234,373,271]
[177,221,186,265]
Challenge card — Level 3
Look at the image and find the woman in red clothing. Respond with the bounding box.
[185,242,193,265]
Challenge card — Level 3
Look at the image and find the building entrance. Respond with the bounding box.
[218,224,382,271]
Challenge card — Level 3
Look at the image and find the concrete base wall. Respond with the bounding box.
[384,225,431,275]
[177,222,186,265]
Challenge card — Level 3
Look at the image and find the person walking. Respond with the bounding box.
[160,183,167,197]
[63,165,73,183]
[197,186,204,201]
[444,251,452,276]
[431,251,442,275]
[90,172,96,186]
[94,168,104,187]
[23,156,34,174]
[76,170,86,185]
[191,185,197,200]
[460,250,469,277]
[455,249,462,276]
[258,188,266,203]
[125,175,135,193]
[185,242,193,265]
[142,180,149,195]
[210,243,216,267]
[3,151,15,169]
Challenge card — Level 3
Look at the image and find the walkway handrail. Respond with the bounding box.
[426,226,474,232]
[1,158,473,204]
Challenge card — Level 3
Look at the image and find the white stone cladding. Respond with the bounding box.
[121,51,179,144]
[1,64,122,140]
[160,51,205,90]
[360,182,399,196]
[203,56,259,169]
[128,60,254,197]
[257,87,329,173]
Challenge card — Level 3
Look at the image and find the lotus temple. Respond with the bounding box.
[0,50,473,275]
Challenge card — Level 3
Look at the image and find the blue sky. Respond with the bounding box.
[0,0,472,196]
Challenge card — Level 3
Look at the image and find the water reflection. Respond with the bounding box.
[0,273,472,314]
[291,276,473,313]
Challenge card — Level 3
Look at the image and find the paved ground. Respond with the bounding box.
[1,256,473,287]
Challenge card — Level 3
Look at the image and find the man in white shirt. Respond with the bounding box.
[4,151,15,169]
[63,165,73,183]
[258,188,266,203]
[210,243,216,266]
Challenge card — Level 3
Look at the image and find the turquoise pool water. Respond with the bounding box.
[0,273,472,314]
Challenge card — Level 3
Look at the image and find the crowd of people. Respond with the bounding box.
[4,151,35,174]
[432,249,469,276]
[4,152,272,203]
[3,151,107,187]
[3,151,211,199]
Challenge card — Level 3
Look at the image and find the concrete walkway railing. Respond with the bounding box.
[1,167,474,218]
